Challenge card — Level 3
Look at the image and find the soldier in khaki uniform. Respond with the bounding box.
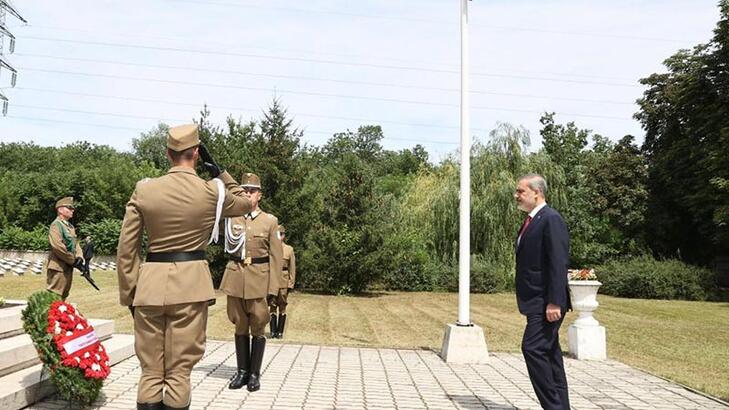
[220,172,283,392]
[269,224,296,339]
[117,124,252,410]
[46,197,84,299]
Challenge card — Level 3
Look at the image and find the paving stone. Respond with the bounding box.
[27,341,729,409]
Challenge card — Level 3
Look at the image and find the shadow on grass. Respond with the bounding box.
[294,289,390,298]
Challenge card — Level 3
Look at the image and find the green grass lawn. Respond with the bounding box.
[2,272,728,401]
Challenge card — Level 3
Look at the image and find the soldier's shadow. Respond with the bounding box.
[193,363,238,380]
[448,394,516,410]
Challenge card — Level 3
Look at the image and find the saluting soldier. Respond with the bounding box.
[117,124,252,410]
[46,197,84,299]
[220,172,283,392]
[269,224,296,339]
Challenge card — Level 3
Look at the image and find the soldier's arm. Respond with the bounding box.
[117,188,145,306]
[218,171,253,217]
[48,223,76,265]
[289,248,296,289]
[269,217,284,290]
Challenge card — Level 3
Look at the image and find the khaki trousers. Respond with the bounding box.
[46,269,72,299]
[226,296,269,336]
[268,288,289,314]
[134,302,208,407]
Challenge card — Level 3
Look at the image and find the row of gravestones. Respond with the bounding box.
[0,258,116,277]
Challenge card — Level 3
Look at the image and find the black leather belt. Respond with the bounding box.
[146,251,206,263]
[230,256,269,265]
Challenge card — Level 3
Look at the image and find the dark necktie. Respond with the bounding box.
[518,215,532,238]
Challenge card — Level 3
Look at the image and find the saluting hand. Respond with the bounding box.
[545,303,562,322]
[198,144,222,178]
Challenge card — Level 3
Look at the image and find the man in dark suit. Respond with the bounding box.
[514,174,571,410]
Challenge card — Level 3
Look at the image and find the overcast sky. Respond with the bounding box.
[0,0,721,161]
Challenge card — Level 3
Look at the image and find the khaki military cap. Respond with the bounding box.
[240,173,261,189]
[55,197,75,209]
[167,124,200,151]
[278,225,286,234]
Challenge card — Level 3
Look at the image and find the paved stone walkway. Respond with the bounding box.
[29,341,727,409]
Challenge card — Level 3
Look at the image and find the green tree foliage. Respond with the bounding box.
[635,0,729,263]
[0,142,160,232]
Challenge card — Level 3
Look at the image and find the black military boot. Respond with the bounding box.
[228,334,250,389]
[269,313,278,338]
[162,403,188,410]
[276,314,287,339]
[137,403,163,410]
[247,336,266,392]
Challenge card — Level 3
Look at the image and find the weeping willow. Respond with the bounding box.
[396,123,567,288]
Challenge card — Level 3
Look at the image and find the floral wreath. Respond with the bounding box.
[22,291,110,405]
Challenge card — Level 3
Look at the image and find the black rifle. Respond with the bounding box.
[77,239,100,291]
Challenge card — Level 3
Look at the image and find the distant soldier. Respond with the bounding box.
[220,172,283,392]
[46,197,84,299]
[269,224,296,339]
[117,124,252,410]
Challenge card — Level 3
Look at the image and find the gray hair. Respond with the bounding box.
[518,173,548,196]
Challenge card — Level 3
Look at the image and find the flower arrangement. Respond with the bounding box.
[568,268,597,281]
[21,291,110,405]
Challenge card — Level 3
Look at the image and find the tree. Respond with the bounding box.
[635,0,729,263]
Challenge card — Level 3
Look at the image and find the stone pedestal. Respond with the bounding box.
[567,280,606,360]
[440,323,489,364]
[568,323,606,360]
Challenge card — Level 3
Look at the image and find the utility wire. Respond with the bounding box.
[20,36,640,87]
[15,53,637,105]
[17,67,636,121]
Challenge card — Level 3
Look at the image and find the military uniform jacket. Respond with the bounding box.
[282,243,296,289]
[117,168,252,307]
[219,210,283,300]
[47,218,83,273]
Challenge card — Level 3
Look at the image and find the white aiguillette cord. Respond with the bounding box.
[224,217,245,255]
[208,178,225,244]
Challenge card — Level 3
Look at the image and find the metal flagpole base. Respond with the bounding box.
[440,323,489,364]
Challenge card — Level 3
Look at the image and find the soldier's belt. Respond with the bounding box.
[230,256,269,265]
[146,251,207,263]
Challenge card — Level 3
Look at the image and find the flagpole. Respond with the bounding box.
[457,0,470,326]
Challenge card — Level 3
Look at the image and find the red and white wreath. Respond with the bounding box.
[46,301,111,380]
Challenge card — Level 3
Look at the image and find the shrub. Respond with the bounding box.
[596,256,718,301]
[78,219,122,255]
[0,225,48,251]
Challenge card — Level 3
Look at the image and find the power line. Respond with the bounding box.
[17,67,637,121]
[20,36,640,87]
[15,53,636,106]
[5,113,460,146]
[14,86,490,131]
[161,0,696,43]
[10,24,638,82]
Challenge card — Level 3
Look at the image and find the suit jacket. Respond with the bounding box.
[117,168,251,307]
[515,205,571,315]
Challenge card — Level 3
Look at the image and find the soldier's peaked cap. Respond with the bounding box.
[240,173,262,189]
[167,124,200,151]
[55,197,75,209]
